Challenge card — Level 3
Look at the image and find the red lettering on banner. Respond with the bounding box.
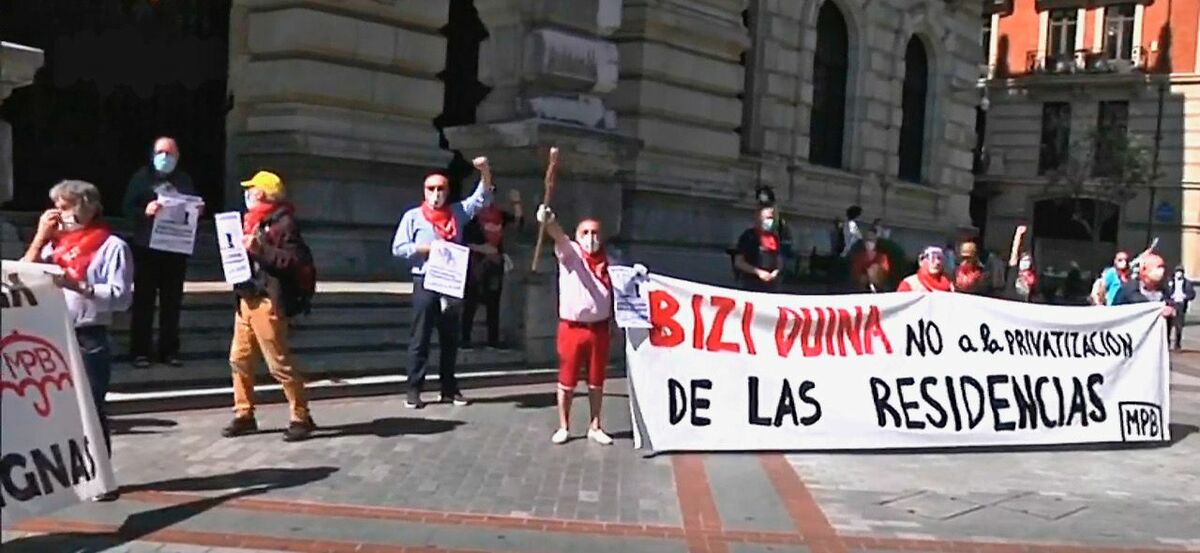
[690,295,704,350]
[0,331,74,418]
[742,302,757,355]
[705,296,740,353]
[864,305,894,354]
[775,307,802,357]
[800,308,825,357]
[836,307,864,356]
[649,290,684,347]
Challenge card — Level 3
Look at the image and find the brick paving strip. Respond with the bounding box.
[12,457,1189,553]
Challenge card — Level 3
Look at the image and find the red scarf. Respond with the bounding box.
[243,201,293,236]
[421,203,457,241]
[755,229,779,253]
[581,245,612,290]
[477,205,504,247]
[955,262,984,292]
[50,221,112,282]
[916,267,954,292]
[1018,269,1038,291]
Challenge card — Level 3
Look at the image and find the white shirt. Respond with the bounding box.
[1173,276,1188,303]
[841,219,861,257]
[40,235,135,328]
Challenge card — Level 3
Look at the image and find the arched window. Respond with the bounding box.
[898,37,928,183]
[808,1,849,169]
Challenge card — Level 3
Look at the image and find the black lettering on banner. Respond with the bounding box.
[690,380,713,426]
[0,273,39,309]
[1052,377,1066,426]
[797,381,822,425]
[1034,377,1057,428]
[669,379,687,425]
[1,453,40,502]
[1118,402,1163,441]
[1087,374,1107,422]
[986,375,1015,431]
[920,376,948,429]
[944,376,963,431]
[869,377,901,428]
[978,324,1002,354]
[960,377,986,429]
[957,334,979,353]
[68,438,92,485]
[748,377,772,426]
[905,319,943,357]
[31,444,70,495]
[895,377,925,429]
[1066,377,1089,427]
[84,436,97,478]
[774,379,799,427]
[1011,375,1039,430]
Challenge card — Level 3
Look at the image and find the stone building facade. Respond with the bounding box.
[221,0,983,283]
[978,0,1200,276]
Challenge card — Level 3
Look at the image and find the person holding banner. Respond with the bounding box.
[953,241,989,295]
[1003,225,1039,303]
[122,137,199,368]
[222,171,316,442]
[21,180,133,501]
[392,158,495,409]
[1097,251,1134,306]
[896,246,954,292]
[1113,253,1178,321]
[734,205,783,293]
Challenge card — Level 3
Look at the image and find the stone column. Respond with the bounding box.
[1,41,45,257]
[444,0,638,365]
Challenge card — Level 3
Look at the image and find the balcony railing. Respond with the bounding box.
[1025,48,1145,76]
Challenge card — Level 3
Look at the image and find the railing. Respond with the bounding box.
[1025,48,1145,76]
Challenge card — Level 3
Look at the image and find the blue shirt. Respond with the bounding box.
[391,180,493,275]
[1101,266,1125,305]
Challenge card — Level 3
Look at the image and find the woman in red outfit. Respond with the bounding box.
[897,246,955,292]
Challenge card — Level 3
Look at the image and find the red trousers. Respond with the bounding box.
[556,320,611,390]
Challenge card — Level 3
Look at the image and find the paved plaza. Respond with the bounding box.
[3,341,1200,553]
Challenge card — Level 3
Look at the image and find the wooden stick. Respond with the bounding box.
[531,147,559,272]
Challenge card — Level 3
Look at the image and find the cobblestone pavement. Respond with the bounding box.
[3,347,1199,553]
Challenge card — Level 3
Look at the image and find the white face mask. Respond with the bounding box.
[761,218,774,232]
[1019,258,1032,271]
[244,190,259,209]
[1148,267,1166,282]
[579,234,601,253]
[59,211,81,231]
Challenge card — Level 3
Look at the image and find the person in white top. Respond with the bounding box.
[841,205,863,257]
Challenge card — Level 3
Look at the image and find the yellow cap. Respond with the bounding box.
[240,170,285,198]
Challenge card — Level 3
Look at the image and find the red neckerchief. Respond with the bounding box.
[421,202,457,241]
[477,205,504,247]
[50,221,112,282]
[581,244,612,290]
[916,267,954,292]
[244,201,292,235]
[1018,269,1038,291]
[1115,265,1130,282]
[755,228,779,253]
[955,262,984,291]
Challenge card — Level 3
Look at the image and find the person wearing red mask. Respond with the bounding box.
[461,188,523,350]
[222,171,316,442]
[392,157,495,409]
[1003,225,1039,302]
[22,180,133,501]
[897,246,955,292]
[534,200,644,446]
[1113,253,1178,320]
[734,205,783,292]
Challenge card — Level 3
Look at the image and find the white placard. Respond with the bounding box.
[1,261,117,525]
[214,212,252,284]
[608,265,651,329]
[149,193,203,255]
[423,241,470,299]
[627,274,1170,453]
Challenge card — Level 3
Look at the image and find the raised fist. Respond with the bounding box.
[548,147,559,164]
[472,156,490,171]
[536,204,555,224]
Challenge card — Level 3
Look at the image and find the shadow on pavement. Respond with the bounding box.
[2,466,338,553]
[470,391,629,409]
[310,416,464,439]
[110,416,179,436]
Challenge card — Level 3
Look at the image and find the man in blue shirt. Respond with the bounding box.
[392,157,494,408]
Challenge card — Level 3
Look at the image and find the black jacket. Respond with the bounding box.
[1166,276,1196,313]
[1112,280,1177,310]
[122,165,197,249]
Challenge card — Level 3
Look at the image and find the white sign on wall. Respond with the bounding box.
[626,274,1170,453]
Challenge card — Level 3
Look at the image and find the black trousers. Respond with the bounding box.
[130,246,188,359]
[1170,312,1187,348]
[462,265,503,346]
[407,276,461,398]
[77,326,112,457]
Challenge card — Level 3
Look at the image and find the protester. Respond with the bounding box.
[1113,254,1177,319]
[734,205,782,292]
[121,137,199,368]
[392,158,495,409]
[22,180,133,501]
[1002,225,1039,302]
[849,229,892,292]
[221,171,316,442]
[1097,251,1133,306]
[871,218,892,240]
[461,189,523,350]
[1167,266,1195,350]
[841,205,863,256]
[535,199,639,445]
[954,241,988,295]
[897,246,954,292]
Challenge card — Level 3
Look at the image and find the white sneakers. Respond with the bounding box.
[551,427,614,445]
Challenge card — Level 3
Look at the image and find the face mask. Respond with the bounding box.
[244,190,259,209]
[1177,271,1186,280]
[1148,267,1165,282]
[153,152,177,174]
[579,234,601,254]
[59,211,81,231]
[1116,260,1128,270]
[1019,258,1032,271]
[760,218,774,232]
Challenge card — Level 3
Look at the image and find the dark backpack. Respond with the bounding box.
[261,208,316,317]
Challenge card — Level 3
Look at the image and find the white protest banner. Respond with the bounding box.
[214,211,252,284]
[149,193,203,255]
[609,265,651,329]
[1,261,116,525]
[627,274,1170,452]
[423,240,470,299]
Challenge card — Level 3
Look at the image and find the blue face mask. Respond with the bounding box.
[153,152,178,174]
